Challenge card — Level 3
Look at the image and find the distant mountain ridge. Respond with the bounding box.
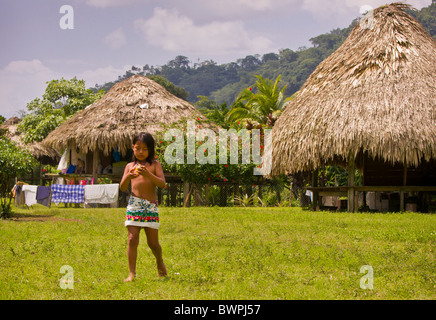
[91,3,435,107]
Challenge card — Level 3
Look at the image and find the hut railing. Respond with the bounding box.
[306,186,436,212]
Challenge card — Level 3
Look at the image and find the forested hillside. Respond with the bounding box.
[92,2,435,107]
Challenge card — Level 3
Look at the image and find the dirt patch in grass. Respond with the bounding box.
[9,213,84,223]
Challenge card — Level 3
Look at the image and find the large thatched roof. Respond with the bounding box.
[43,75,216,156]
[1,117,60,164]
[271,3,436,176]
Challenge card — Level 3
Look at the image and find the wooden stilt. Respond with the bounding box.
[312,169,319,210]
[92,150,99,183]
[39,163,43,186]
[347,155,355,213]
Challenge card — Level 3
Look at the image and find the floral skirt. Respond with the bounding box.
[125,196,159,229]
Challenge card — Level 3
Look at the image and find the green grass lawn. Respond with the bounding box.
[0,205,435,300]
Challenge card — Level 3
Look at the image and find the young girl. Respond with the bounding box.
[120,132,167,282]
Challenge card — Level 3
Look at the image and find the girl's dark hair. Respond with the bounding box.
[132,132,155,164]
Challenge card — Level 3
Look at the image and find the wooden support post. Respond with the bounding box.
[312,169,319,210]
[183,182,191,207]
[347,155,355,213]
[92,150,99,183]
[362,155,366,210]
[39,163,43,186]
[193,184,201,206]
[183,182,188,204]
[400,191,404,212]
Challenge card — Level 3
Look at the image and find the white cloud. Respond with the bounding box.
[84,0,139,8]
[0,59,131,119]
[167,0,299,19]
[235,0,273,10]
[308,0,398,18]
[192,0,277,13]
[299,0,431,19]
[134,8,273,55]
[103,28,127,49]
[0,60,61,118]
[77,64,132,87]
[4,59,52,74]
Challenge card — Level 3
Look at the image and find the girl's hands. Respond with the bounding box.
[129,164,150,179]
[136,164,151,177]
[128,167,139,179]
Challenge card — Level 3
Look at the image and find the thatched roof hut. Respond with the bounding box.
[42,75,219,182]
[43,75,216,157]
[0,117,60,165]
[271,3,436,177]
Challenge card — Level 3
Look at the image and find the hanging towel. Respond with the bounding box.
[84,184,119,204]
[36,186,51,208]
[105,184,119,203]
[36,186,51,200]
[51,184,84,204]
[57,149,68,171]
[84,184,105,202]
[22,185,38,207]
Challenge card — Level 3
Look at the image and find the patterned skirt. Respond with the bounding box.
[125,196,159,229]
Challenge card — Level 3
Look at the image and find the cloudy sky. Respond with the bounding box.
[0,0,431,119]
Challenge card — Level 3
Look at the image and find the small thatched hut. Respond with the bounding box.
[42,75,216,180]
[271,3,436,212]
[1,117,60,165]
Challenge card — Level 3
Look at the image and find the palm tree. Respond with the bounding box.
[225,75,291,129]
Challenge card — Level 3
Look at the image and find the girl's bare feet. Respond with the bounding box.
[157,261,167,278]
[124,273,136,282]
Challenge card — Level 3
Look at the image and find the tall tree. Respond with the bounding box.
[196,96,230,129]
[18,77,104,143]
[0,136,37,218]
[168,55,191,69]
[147,75,189,100]
[225,75,290,128]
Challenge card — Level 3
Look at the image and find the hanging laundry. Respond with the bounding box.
[57,149,68,172]
[22,185,38,207]
[13,184,25,207]
[104,184,119,203]
[36,186,51,208]
[66,164,76,174]
[51,184,84,204]
[84,184,119,204]
[84,184,105,202]
[112,147,121,162]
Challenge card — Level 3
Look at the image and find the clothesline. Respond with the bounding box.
[13,183,119,208]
